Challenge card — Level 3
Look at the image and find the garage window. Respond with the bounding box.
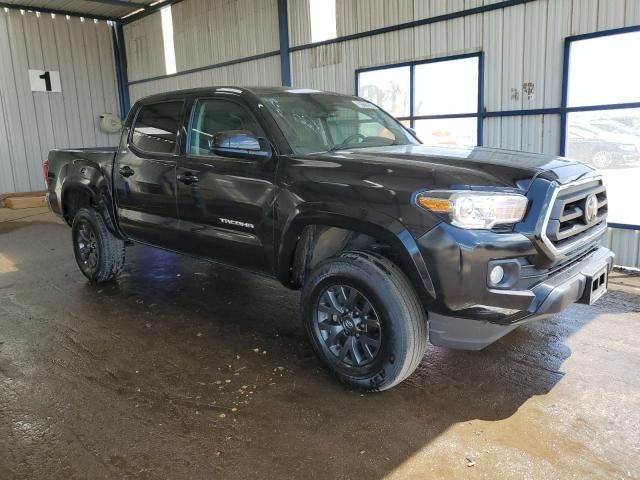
[160,6,177,75]
[563,28,640,227]
[309,0,336,43]
[131,101,184,154]
[356,53,482,147]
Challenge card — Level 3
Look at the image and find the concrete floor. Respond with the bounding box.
[1,208,639,480]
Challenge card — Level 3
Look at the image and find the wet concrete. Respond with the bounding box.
[1,208,639,479]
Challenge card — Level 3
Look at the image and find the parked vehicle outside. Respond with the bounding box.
[568,123,640,169]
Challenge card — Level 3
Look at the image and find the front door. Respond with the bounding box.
[175,96,277,274]
[115,100,184,248]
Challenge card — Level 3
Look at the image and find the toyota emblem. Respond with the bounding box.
[584,193,598,224]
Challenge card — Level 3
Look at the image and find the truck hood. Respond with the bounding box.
[309,145,596,191]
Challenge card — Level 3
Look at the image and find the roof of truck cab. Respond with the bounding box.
[136,86,355,104]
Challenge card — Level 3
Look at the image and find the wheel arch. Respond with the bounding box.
[277,207,436,305]
[61,177,122,239]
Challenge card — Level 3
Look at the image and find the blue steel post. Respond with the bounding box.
[477,52,485,146]
[112,22,131,120]
[559,37,571,156]
[278,0,292,87]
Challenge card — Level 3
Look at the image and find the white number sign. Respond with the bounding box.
[29,70,62,92]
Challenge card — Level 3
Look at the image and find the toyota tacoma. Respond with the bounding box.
[45,87,614,391]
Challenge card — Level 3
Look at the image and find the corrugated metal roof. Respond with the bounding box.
[0,0,158,20]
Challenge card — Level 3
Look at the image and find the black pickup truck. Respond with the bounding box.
[46,86,614,391]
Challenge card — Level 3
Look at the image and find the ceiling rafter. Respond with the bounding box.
[121,0,183,24]
[0,1,119,21]
[83,0,148,10]
[0,0,185,23]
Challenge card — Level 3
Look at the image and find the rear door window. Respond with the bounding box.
[131,101,184,154]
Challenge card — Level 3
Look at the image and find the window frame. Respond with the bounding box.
[185,96,268,161]
[560,25,640,229]
[128,99,186,158]
[355,52,484,146]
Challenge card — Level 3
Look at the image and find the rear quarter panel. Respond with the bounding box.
[47,149,118,228]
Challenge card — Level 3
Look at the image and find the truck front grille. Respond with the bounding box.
[539,177,607,260]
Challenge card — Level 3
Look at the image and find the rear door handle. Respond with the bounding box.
[177,173,200,185]
[119,166,134,178]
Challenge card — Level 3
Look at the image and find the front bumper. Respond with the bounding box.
[428,245,614,350]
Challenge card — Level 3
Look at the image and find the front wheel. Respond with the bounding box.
[301,251,428,391]
[72,207,125,283]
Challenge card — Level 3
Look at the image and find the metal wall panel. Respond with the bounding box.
[172,0,279,72]
[124,0,282,98]
[464,0,483,49]
[626,0,640,26]
[288,0,511,46]
[129,55,282,103]
[289,0,310,46]
[123,12,165,82]
[523,1,546,110]
[544,0,571,108]
[541,114,561,155]
[602,228,640,268]
[482,8,502,111]
[499,5,525,148]
[571,0,598,35]
[598,0,626,30]
[0,10,120,194]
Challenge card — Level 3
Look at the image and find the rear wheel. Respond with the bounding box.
[301,251,428,391]
[72,207,125,283]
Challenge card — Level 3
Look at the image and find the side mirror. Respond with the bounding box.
[210,130,272,161]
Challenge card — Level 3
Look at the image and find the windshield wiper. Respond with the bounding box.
[329,141,401,152]
[328,144,350,152]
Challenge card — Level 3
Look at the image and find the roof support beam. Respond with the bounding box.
[120,0,183,23]
[0,1,118,21]
[83,0,148,10]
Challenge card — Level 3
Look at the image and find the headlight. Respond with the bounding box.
[416,190,528,229]
[620,144,637,152]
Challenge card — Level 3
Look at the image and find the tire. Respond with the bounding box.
[591,151,613,169]
[301,251,428,392]
[72,207,125,283]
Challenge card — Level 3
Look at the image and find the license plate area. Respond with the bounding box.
[583,267,608,305]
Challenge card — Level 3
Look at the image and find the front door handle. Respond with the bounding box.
[119,166,135,178]
[177,173,200,185]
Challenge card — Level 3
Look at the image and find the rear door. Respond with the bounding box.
[175,95,277,274]
[115,100,185,247]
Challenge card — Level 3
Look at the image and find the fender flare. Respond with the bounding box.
[276,203,436,302]
[60,175,123,239]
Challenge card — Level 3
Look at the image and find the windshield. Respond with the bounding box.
[258,91,419,155]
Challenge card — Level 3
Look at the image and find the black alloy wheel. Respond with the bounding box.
[301,251,428,391]
[76,220,100,273]
[313,284,382,368]
[71,207,126,282]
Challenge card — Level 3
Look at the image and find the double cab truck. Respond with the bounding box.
[45,86,614,391]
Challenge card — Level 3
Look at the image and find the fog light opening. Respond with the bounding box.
[489,265,505,285]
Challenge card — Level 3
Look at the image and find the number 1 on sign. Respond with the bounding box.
[39,71,52,92]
